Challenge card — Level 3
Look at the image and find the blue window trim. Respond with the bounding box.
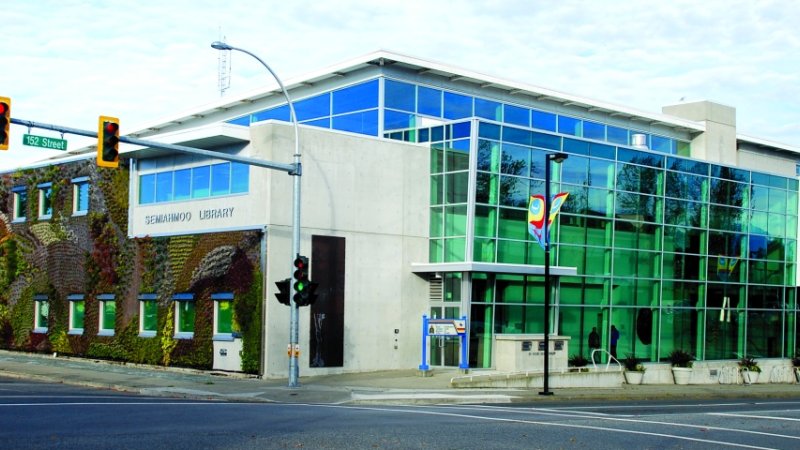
[12,185,26,193]
[71,176,89,183]
[139,293,158,301]
[97,294,115,301]
[172,293,195,301]
[211,293,234,300]
[37,182,52,189]
[67,294,84,301]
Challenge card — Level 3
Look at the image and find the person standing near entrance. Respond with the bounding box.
[610,325,620,359]
[588,327,600,359]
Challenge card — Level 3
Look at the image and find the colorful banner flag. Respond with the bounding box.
[528,192,569,249]
[716,256,739,281]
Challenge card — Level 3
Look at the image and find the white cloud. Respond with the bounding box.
[1,0,799,171]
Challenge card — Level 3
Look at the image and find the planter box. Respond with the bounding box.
[742,370,760,385]
[624,371,644,385]
[672,367,692,385]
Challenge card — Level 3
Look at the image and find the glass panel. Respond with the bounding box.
[651,135,672,153]
[155,172,173,203]
[230,163,249,194]
[430,175,443,205]
[606,126,628,145]
[663,252,704,280]
[588,158,614,188]
[562,155,589,185]
[36,301,48,328]
[446,172,469,204]
[295,93,330,121]
[446,143,470,172]
[139,174,156,204]
[333,80,378,114]
[384,79,415,111]
[531,132,560,151]
[503,104,529,126]
[666,171,706,201]
[71,301,85,329]
[664,199,704,228]
[500,144,530,177]
[498,176,528,207]
[444,205,467,237]
[177,301,195,333]
[664,226,705,254]
[430,207,443,237]
[710,178,746,207]
[443,91,472,119]
[558,116,581,136]
[102,301,116,330]
[747,310,782,357]
[252,105,289,122]
[708,205,745,232]
[142,301,158,332]
[417,86,442,117]
[384,109,416,130]
[15,190,28,218]
[191,166,210,198]
[497,207,527,240]
[476,173,498,204]
[583,120,605,140]
[477,140,501,172]
[474,205,497,237]
[217,300,233,334]
[531,109,556,132]
[75,182,89,212]
[332,110,379,135]
[475,98,502,121]
[210,163,230,196]
[172,169,191,201]
[40,187,52,216]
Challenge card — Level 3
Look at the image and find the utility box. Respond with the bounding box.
[212,338,243,372]
[494,334,570,373]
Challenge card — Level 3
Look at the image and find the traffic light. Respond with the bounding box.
[0,96,10,151]
[274,278,291,305]
[292,255,319,307]
[97,116,120,168]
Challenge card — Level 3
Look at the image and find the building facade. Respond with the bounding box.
[1,50,798,376]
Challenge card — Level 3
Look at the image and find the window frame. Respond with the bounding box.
[12,186,27,222]
[98,294,115,336]
[68,294,84,335]
[138,294,158,338]
[212,293,235,341]
[173,293,195,339]
[72,176,90,216]
[33,296,48,333]
[37,182,53,220]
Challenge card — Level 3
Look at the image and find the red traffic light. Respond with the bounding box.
[105,122,119,133]
[0,103,7,115]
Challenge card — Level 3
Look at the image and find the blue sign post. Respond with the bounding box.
[418,315,469,372]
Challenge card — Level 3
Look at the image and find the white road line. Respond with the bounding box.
[422,404,800,442]
[710,412,800,422]
[314,404,777,450]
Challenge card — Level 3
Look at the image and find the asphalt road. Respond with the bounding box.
[2,377,799,449]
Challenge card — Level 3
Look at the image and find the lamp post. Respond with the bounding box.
[211,42,303,388]
[540,152,567,396]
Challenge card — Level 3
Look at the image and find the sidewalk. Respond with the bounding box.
[2,350,799,405]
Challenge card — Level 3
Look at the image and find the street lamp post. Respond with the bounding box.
[540,152,567,396]
[211,42,303,388]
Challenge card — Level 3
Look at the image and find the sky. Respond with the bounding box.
[1,0,799,171]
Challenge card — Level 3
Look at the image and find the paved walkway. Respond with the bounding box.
[2,350,799,405]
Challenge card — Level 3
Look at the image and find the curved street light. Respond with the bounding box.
[211,41,302,388]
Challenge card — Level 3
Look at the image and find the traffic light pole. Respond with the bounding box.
[9,117,298,174]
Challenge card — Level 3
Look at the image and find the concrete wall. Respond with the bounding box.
[253,123,431,377]
[662,101,737,166]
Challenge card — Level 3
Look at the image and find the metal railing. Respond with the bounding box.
[590,349,622,371]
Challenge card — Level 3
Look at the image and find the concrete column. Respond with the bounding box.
[662,101,737,166]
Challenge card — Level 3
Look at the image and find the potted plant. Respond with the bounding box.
[667,349,693,385]
[622,354,646,385]
[568,354,590,372]
[793,355,800,383]
[738,356,761,384]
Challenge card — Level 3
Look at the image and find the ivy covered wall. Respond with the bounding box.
[0,160,263,373]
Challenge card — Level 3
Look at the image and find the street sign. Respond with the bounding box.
[22,134,67,151]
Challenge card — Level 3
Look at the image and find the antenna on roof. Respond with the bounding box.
[217,28,231,97]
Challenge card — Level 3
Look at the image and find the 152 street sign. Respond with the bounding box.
[23,134,67,150]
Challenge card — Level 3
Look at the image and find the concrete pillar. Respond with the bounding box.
[662,101,737,166]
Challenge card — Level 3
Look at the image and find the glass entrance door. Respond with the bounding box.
[429,306,460,367]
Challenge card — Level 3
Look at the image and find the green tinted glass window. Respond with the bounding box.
[430,207,443,237]
[71,301,85,330]
[446,172,469,204]
[582,247,611,276]
[497,208,527,240]
[497,239,526,264]
[501,144,530,177]
[431,146,444,173]
[444,237,465,262]
[430,175,443,205]
[476,172,499,204]
[473,238,496,262]
[142,301,157,332]
[177,301,195,333]
[474,205,497,237]
[664,199,704,228]
[477,140,501,172]
[768,213,785,237]
[216,300,233,334]
[101,301,115,331]
[708,205,745,232]
[751,185,769,211]
[444,205,467,237]
[710,178,747,207]
[666,171,706,201]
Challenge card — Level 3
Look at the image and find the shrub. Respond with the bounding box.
[791,355,800,368]
[667,349,694,368]
[738,356,761,373]
[568,354,589,367]
[623,354,645,372]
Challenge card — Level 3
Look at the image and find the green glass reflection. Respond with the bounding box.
[217,300,233,334]
[101,301,115,330]
[747,310,782,357]
[431,146,444,173]
[430,175,443,205]
[705,308,741,360]
[444,205,467,237]
[582,246,612,276]
[71,301,85,329]
[142,301,158,332]
[477,140,500,172]
[663,252,705,280]
[787,190,798,215]
[768,213,785,237]
[497,239,526,264]
[476,172,499,204]
[665,226,706,254]
[497,208,526,240]
[609,307,657,361]
[613,220,662,251]
[429,239,443,263]
[446,172,469,204]
[708,205,745,232]
[494,304,544,333]
[36,301,48,328]
[474,205,497,237]
[430,207,443,238]
[473,238,496,262]
[178,301,195,333]
[769,188,787,214]
[444,237,466,262]
[559,306,612,359]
